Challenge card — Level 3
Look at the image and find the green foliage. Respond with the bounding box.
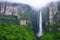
[55,31,60,40]
[41,32,60,40]
[0,23,36,40]
[42,24,60,40]
[41,33,54,40]
[46,24,60,32]
[0,16,17,20]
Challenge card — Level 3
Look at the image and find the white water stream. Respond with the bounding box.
[37,11,43,37]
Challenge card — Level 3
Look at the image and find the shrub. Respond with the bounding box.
[41,32,60,40]
[0,23,36,40]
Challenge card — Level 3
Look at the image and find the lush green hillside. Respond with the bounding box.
[0,23,36,40]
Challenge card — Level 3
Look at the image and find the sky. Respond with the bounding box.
[0,0,60,9]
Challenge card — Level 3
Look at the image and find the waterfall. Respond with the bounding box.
[37,11,43,37]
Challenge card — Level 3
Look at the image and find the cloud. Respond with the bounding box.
[0,0,59,8]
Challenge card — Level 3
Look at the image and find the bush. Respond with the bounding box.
[0,23,36,40]
[43,24,60,40]
[41,33,54,40]
[46,24,60,32]
[41,32,60,40]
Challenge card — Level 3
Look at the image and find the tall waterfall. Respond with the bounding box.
[37,11,43,37]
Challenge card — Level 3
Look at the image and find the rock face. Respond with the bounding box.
[0,2,32,25]
[43,1,60,25]
[0,2,18,15]
[41,1,60,32]
[0,2,31,16]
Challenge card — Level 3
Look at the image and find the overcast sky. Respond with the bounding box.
[0,0,60,9]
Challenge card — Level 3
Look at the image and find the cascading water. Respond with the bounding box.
[37,11,43,37]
